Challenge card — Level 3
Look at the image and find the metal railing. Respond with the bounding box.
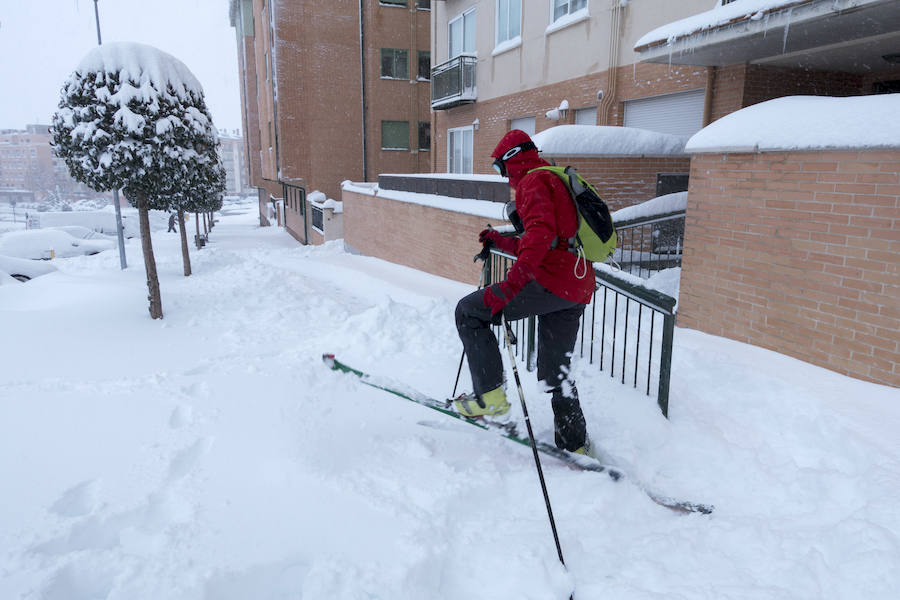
[613,210,685,279]
[431,55,476,110]
[485,248,677,417]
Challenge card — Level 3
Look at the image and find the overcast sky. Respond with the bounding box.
[0,0,242,134]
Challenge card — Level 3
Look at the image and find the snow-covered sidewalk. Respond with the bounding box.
[1,199,898,599]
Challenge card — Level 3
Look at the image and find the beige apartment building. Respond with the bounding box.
[0,124,96,202]
[229,0,432,242]
[218,130,254,196]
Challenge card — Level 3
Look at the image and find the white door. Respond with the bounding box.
[624,89,705,137]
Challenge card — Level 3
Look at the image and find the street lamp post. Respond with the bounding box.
[93,0,128,270]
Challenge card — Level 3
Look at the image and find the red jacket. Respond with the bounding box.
[491,132,595,305]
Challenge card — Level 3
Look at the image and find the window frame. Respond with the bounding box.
[551,0,587,24]
[447,125,474,174]
[379,0,408,7]
[449,8,477,59]
[495,0,522,47]
[417,50,431,80]
[381,120,411,151]
[380,48,410,80]
[418,121,431,151]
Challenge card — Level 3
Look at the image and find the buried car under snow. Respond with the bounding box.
[0,229,115,260]
[0,254,58,282]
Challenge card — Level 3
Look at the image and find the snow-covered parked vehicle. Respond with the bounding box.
[0,254,59,282]
[50,225,115,240]
[0,229,115,260]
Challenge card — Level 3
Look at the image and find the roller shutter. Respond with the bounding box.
[624,89,706,137]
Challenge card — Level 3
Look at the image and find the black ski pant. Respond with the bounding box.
[455,280,586,397]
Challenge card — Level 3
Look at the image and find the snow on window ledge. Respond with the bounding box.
[492,37,522,57]
[545,8,590,36]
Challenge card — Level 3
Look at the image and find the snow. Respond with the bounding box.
[308,190,343,214]
[635,0,812,49]
[612,191,688,223]
[2,198,900,599]
[0,229,115,260]
[533,125,689,157]
[686,94,900,153]
[76,41,204,101]
[342,181,507,220]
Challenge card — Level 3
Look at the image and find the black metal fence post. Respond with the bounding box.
[657,313,676,418]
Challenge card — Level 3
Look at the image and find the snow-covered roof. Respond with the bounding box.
[341,181,505,221]
[533,125,689,157]
[612,192,688,224]
[635,0,813,49]
[309,190,343,214]
[686,95,900,154]
[75,41,204,101]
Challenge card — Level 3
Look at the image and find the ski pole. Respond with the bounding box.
[452,242,493,397]
[501,317,573,600]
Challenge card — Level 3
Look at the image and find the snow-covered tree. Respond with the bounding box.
[51,42,220,319]
[165,158,225,275]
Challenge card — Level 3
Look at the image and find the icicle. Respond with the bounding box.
[782,7,793,54]
[763,13,770,38]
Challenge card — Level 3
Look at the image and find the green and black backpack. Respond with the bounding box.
[530,165,618,277]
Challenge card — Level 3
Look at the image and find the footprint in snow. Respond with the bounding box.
[169,405,194,429]
[50,480,101,518]
[167,437,215,482]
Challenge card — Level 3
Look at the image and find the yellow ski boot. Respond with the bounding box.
[453,387,510,418]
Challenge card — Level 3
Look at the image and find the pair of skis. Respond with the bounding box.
[322,353,713,515]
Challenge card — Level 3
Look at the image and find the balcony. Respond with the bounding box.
[430,55,476,110]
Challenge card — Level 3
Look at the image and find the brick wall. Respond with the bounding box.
[541,156,691,212]
[679,150,900,387]
[342,188,495,286]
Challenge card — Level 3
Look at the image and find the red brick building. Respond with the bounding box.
[229,0,432,240]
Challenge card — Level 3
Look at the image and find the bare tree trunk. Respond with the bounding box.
[203,212,208,236]
[178,209,191,276]
[137,190,163,319]
[195,212,201,249]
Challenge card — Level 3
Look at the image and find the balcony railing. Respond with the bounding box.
[431,55,476,110]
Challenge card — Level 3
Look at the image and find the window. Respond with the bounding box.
[418,121,431,151]
[552,0,586,22]
[380,0,407,6]
[382,121,410,150]
[416,0,430,9]
[418,50,431,80]
[381,48,409,79]
[311,205,324,232]
[496,0,521,45]
[447,126,473,173]
[509,116,535,136]
[449,8,476,58]
[574,106,597,125]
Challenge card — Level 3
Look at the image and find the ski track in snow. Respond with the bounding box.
[1,199,898,599]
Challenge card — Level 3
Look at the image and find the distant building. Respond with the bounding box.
[0,124,98,202]
[218,129,253,195]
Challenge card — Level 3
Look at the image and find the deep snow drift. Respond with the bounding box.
[1,199,898,599]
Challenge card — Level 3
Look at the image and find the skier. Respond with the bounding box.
[454,130,595,455]
[167,212,177,233]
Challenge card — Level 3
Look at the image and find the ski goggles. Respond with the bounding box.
[492,141,537,177]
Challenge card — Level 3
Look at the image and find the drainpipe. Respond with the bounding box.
[599,0,622,125]
[359,0,368,182]
[703,66,717,126]
[269,0,281,180]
